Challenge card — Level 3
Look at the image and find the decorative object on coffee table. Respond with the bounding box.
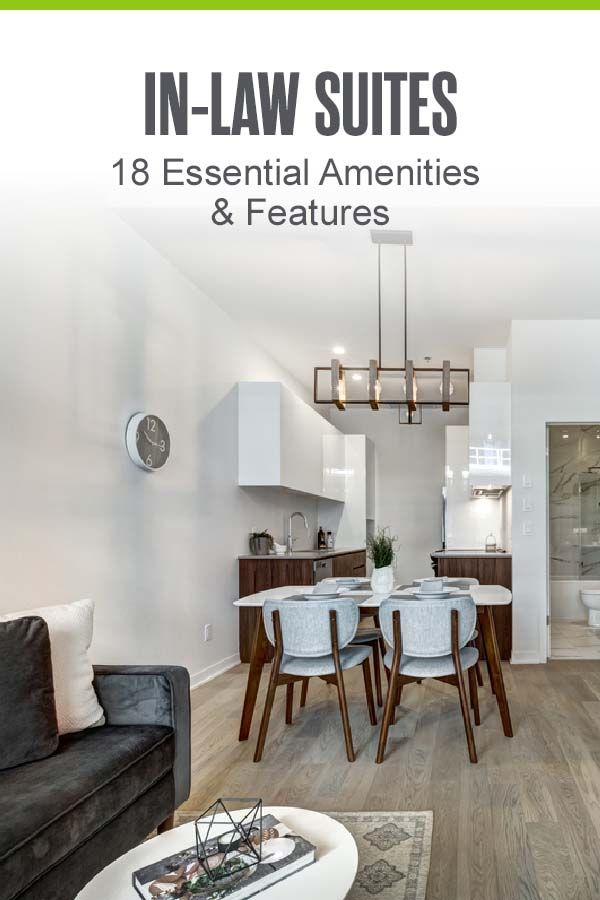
[368,527,397,594]
[195,798,263,883]
[77,807,356,900]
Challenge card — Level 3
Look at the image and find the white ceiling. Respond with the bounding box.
[123,207,600,391]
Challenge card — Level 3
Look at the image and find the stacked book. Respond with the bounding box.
[132,813,315,899]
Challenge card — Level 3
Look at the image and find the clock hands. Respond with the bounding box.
[143,430,159,448]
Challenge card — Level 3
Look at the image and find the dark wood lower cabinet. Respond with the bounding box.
[431,553,512,660]
[238,552,366,663]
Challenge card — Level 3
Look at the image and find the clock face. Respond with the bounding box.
[126,413,170,470]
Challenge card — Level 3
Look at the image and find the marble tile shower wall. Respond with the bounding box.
[550,426,600,580]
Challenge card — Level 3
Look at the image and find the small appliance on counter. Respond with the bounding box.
[317,526,327,550]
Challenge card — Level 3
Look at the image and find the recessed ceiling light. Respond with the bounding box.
[487,433,493,441]
[563,433,569,439]
[332,345,346,355]
[352,373,363,381]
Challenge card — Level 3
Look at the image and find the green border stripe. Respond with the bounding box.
[2,1,600,8]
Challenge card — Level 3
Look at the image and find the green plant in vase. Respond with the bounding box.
[367,527,398,594]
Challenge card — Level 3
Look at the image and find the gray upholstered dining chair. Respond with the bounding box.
[254,598,377,763]
[376,595,480,764]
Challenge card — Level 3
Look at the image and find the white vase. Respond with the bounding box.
[371,565,394,594]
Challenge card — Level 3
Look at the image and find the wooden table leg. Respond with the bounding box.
[478,606,513,738]
[239,612,270,741]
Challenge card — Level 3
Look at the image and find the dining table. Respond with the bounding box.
[234,581,513,742]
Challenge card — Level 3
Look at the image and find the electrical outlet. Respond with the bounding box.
[204,624,213,642]
[522,521,534,535]
[522,474,533,488]
[522,497,533,512]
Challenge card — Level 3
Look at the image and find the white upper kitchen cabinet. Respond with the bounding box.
[469,381,511,489]
[238,382,346,501]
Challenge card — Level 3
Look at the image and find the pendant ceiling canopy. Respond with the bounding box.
[313,230,470,424]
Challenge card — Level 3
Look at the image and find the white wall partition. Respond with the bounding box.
[0,208,321,686]
[510,320,600,663]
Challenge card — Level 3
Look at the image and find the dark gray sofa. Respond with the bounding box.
[0,665,191,900]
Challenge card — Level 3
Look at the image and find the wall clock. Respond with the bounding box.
[126,413,171,471]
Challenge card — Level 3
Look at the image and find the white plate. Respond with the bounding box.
[303,592,340,600]
[413,576,449,585]
[406,587,461,599]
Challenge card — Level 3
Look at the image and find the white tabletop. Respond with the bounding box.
[234,583,512,608]
[76,807,357,900]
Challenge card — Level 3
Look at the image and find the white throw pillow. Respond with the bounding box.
[0,598,104,734]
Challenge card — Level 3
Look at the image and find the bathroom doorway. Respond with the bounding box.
[548,424,600,658]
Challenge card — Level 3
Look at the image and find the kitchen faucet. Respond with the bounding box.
[286,511,309,554]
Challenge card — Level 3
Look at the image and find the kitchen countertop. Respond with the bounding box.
[431,549,512,558]
[238,547,365,561]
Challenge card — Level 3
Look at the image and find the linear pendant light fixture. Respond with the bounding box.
[314,230,470,424]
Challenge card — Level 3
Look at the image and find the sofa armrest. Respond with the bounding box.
[93,665,191,809]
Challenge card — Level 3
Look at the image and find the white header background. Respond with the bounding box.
[1,10,599,213]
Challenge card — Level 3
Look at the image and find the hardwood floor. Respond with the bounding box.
[184,659,600,900]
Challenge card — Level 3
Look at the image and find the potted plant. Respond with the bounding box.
[367,527,398,594]
[249,529,273,555]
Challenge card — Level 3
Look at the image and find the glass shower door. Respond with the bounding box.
[579,472,600,579]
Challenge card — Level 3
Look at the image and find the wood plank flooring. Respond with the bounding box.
[184,660,600,900]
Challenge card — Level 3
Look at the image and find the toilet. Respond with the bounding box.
[581,589,600,626]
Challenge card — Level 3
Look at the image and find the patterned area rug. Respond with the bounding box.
[176,810,432,899]
[329,812,432,900]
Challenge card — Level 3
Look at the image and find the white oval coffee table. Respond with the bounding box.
[76,806,358,899]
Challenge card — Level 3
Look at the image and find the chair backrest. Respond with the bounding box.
[379,596,477,658]
[263,599,358,657]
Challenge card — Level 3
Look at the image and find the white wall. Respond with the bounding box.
[510,320,600,663]
[330,406,468,582]
[0,207,320,685]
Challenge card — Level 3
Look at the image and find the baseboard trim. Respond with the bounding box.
[190,653,241,690]
[511,651,545,665]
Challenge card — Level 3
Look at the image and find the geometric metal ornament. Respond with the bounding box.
[195,798,263,885]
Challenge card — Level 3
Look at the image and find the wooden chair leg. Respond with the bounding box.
[395,679,402,706]
[376,665,399,763]
[285,683,294,725]
[254,658,281,763]
[300,678,309,708]
[362,658,377,726]
[373,614,386,658]
[334,669,356,762]
[475,659,484,687]
[451,610,477,764]
[477,628,495,694]
[456,669,478,763]
[468,666,480,726]
[371,640,383,707]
